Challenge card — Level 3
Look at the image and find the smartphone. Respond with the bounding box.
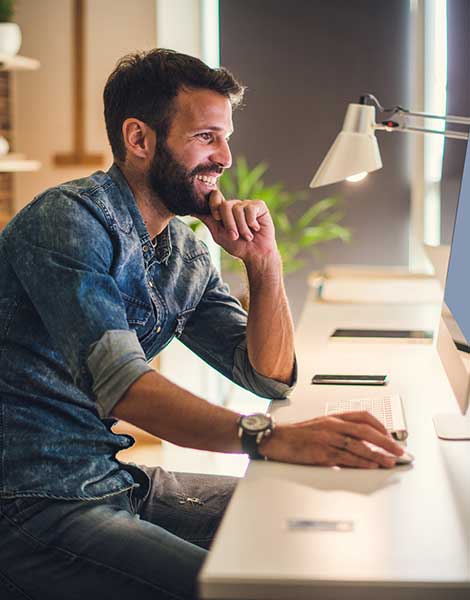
[330,328,433,342]
[311,374,388,386]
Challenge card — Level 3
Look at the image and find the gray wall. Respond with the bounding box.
[220,0,411,322]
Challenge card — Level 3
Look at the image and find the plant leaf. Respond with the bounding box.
[218,156,351,274]
[296,197,338,229]
[235,163,265,197]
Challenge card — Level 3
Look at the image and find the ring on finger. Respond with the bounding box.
[343,435,352,450]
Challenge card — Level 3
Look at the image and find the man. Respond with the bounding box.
[0,49,403,599]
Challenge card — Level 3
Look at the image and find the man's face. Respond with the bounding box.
[148,88,233,216]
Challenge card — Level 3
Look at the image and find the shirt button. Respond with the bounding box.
[155,326,161,334]
[148,280,154,288]
[143,244,149,253]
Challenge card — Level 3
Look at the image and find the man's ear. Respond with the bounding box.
[122,118,155,160]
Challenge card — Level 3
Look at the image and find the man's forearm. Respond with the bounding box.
[112,369,243,453]
[112,359,404,470]
[244,251,295,384]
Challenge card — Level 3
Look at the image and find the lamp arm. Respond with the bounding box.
[394,108,470,126]
[360,93,470,130]
[375,123,468,141]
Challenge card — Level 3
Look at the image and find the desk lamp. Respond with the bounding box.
[309,93,470,188]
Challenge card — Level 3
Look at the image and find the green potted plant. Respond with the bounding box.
[0,0,21,57]
[191,156,351,307]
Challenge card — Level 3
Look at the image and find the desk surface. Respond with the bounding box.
[199,295,470,600]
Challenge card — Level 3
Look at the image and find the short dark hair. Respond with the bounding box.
[103,48,245,162]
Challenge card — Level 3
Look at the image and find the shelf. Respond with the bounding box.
[0,153,41,172]
[0,54,40,71]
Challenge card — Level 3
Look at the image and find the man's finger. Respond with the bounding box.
[219,201,240,240]
[209,189,224,221]
[325,416,403,456]
[337,435,396,468]
[336,410,389,435]
[326,430,396,468]
[245,204,261,231]
[319,412,386,436]
[233,204,254,241]
[195,214,220,237]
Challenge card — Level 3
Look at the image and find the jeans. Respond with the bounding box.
[0,465,238,600]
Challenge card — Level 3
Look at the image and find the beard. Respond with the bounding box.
[148,139,220,216]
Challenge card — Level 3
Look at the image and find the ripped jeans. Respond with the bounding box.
[0,465,238,600]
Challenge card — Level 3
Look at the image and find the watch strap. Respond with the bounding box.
[240,431,265,460]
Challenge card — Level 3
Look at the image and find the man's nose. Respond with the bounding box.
[211,138,232,170]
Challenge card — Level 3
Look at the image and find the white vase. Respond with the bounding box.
[0,23,21,57]
[0,136,9,156]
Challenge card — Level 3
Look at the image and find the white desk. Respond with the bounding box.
[199,293,470,599]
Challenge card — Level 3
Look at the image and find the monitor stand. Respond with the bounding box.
[433,414,470,440]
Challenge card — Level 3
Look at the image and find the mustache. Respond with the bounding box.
[190,164,224,178]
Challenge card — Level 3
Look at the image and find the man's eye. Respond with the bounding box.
[198,133,213,142]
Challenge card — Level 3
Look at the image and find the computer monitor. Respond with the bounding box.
[433,140,470,440]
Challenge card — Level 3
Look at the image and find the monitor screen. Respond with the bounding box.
[435,139,470,437]
[444,135,470,353]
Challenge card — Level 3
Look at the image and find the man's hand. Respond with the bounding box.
[196,189,277,263]
[259,411,405,468]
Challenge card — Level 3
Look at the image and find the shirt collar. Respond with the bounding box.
[107,163,173,265]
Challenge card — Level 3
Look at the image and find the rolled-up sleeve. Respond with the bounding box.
[179,263,297,400]
[87,330,153,417]
[233,339,297,399]
[5,190,149,415]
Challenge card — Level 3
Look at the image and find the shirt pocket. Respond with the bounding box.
[121,293,155,343]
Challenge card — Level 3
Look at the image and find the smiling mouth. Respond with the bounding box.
[195,174,218,187]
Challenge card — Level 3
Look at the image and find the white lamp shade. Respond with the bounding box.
[309,103,383,188]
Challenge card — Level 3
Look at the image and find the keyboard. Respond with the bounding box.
[325,394,408,440]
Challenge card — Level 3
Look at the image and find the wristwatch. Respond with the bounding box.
[237,413,274,460]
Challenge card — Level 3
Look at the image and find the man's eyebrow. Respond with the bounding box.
[194,126,234,135]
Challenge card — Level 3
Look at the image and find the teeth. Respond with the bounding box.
[196,175,216,185]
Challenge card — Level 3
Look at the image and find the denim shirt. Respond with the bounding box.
[0,164,296,500]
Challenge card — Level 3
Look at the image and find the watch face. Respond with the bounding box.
[241,414,270,432]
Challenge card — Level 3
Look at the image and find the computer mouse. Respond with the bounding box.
[366,442,414,465]
[394,450,414,465]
